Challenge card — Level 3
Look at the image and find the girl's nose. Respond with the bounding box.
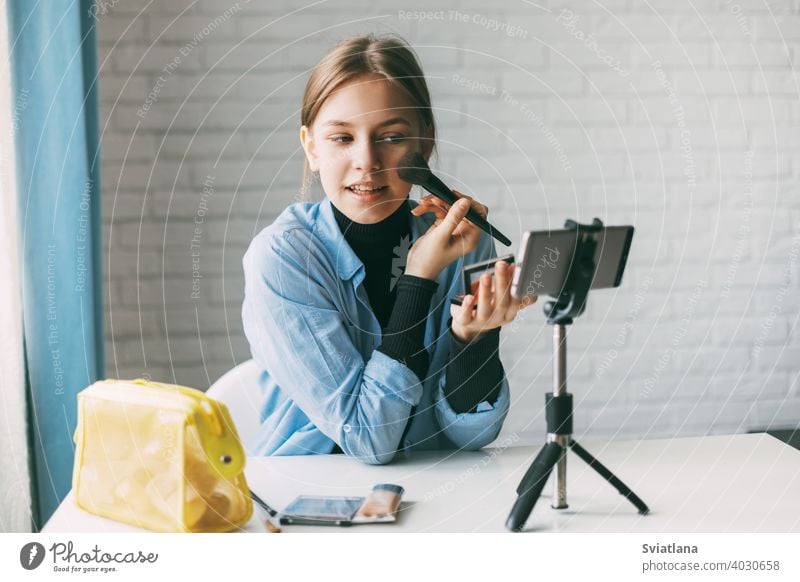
[352,140,381,171]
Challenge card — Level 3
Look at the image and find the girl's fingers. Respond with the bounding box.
[414,197,448,212]
[477,272,493,321]
[452,190,488,219]
[419,194,487,229]
[439,199,471,238]
[449,201,482,239]
[412,201,447,221]
[522,294,538,307]
[456,295,475,325]
[419,194,448,208]
[470,278,481,295]
[508,295,526,321]
[505,293,536,323]
[495,261,511,311]
[414,206,447,220]
[466,198,488,220]
[415,197,481,248]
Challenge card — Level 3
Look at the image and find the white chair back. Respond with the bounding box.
[206,359,262,451]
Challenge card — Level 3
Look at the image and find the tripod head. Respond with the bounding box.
[543,218,604,326]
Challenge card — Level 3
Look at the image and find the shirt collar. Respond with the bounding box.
[314,197,432,281]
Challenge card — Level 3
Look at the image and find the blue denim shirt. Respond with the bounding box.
[241,197,510,464]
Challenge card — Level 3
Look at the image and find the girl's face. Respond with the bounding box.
[301,73,432,224]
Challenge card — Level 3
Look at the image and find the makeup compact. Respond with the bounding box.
[450,253,515,307]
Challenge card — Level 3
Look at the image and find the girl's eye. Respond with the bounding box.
[378,135,405,144]
[328,134,405,145]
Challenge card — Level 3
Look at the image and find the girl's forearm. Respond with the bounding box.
[444,324,504,413]
[376,274,439,382]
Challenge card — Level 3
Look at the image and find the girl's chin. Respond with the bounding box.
[336,192,406,223]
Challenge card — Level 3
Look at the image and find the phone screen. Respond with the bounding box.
[282,495,363,521]
[513,226,634,298]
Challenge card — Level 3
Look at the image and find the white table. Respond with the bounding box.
[43,434,800,533]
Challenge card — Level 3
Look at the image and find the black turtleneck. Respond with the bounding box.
[332,199,415,329]
[332,200,504,414]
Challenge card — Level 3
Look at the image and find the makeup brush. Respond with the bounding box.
[398,152,512,247]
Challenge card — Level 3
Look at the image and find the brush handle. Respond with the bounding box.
[422,174,512,247]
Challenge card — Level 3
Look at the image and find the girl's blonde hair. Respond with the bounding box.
[300,33,436,199]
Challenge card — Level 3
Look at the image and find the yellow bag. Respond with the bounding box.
[72,378,253,532]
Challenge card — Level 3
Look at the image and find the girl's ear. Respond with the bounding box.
[300,125,319,171]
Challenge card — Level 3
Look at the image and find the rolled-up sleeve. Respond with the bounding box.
[242,229,423,464]
[434,372,510,450]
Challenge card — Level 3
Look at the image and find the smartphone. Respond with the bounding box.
[511,226,634,298]
[279,495,364,526]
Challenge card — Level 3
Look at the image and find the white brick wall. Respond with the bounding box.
[97,0,800,445]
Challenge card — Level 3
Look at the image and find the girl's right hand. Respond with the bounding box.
[405,190,489,281]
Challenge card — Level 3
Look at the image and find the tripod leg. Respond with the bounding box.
[516,441,556,495]
[569,440,649,515]
[506,441,563,532]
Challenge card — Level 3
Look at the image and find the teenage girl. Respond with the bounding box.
[242,34,535,464]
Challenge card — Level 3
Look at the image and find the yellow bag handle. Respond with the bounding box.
[131,378,224,434]
[129,378,246,478]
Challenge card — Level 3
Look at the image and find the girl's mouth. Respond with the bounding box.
[345,185,388,197]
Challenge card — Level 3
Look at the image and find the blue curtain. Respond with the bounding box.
[7,0,103,528]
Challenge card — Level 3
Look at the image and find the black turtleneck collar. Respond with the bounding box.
[331,199,411,254]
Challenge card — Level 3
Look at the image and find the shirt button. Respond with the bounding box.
[342,424,351,433]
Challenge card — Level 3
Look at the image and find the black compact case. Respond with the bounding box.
[450,253,515,307]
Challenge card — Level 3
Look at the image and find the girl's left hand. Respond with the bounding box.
[450,259,537,343]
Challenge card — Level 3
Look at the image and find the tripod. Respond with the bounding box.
[506,219,649,532]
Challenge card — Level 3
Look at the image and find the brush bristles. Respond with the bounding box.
[397,152,432,185]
